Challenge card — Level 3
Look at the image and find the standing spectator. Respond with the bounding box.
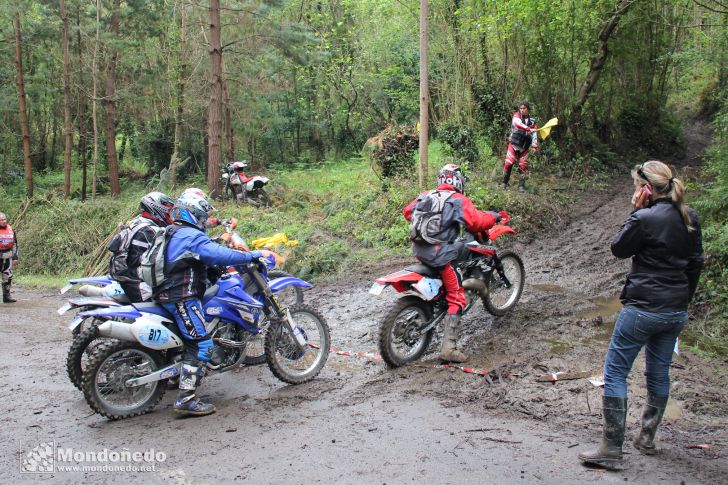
[499,101,539,192]
[579,161,704,470]
[0,212,19,303]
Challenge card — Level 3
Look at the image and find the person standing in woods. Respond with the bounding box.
[0,212,19,303]
[499,101,539,192]
[579,161,704,470]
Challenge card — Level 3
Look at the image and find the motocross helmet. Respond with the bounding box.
[140,191,174,226]
[171,190,215,231]
[231,161,248,172]
[437,163,468,193]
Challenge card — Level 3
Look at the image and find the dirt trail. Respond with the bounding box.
[2,167,727,484]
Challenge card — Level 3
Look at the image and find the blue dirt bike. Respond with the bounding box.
[77,257,328,419]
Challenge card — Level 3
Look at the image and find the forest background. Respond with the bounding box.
[0,0,726,355]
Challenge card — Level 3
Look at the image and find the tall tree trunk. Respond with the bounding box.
[91,0,101,200]
[418,0,429,189]
[104,0,121,197]
[207,0,223,198]
[568,0,636,140]
[76,6,88,201]
[61,0,72,198]
[221,56,235,164]
[169,0,187,188]
[14,12,33,198]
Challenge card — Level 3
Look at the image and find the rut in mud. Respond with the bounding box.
[2,150,726,483]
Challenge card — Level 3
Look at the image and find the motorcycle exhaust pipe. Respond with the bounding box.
[213,337,246,348]
[79,284,106,297]
[96,321,136,341]
[463,278,488,297]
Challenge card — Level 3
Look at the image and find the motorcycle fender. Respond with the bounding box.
[487,225,517,241]
[67,315,84,332]
[412,277,443,301]
[269,276,312,293]
[369,282,387,296]
[130,316,183,350]
[79,305,142,320]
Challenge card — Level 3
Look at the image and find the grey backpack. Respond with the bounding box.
[139,226,170,289]
[108,220,148,283]
[409,190,456,244]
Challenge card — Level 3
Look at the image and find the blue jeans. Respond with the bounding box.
[603,306,687,398]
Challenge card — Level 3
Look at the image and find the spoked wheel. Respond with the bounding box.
[265,303,330,384]
[243,317,269,366]
[82,340,166,419]
[378,296,434,368]
[67,322,110,390]
[483,250,525,316]
[255,189,271,208]
[243,270,305,366]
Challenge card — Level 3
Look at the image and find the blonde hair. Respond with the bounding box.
[632,160,695,232]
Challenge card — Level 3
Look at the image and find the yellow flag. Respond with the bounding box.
[537,117,559,140]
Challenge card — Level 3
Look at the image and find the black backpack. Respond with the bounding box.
[409,190,456,244]
[108,220,150,283]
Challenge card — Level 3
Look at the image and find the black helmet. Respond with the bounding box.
[140,191,174,226]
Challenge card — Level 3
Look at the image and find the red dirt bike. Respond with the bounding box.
[223,161,271,207]
[369,211,525,367]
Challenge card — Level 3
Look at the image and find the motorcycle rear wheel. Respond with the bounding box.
[67,323,104,390]
[378,295,434,368]
[82,340,166,420]
[483,250,525,316]
[247,188,270,208]
[265,303,330,384]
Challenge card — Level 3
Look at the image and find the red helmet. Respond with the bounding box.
[437,163,468,192]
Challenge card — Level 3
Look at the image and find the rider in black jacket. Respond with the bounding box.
[579,160,703,470]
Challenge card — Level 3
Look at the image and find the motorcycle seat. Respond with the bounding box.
[404,263,441,278]
[132,302,174,319]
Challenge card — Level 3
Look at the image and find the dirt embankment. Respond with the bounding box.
[1,149,726,483]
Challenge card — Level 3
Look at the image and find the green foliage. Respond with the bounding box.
[437,123,479,165]
[365,124,419,180]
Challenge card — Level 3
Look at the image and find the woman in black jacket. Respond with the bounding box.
[579,160,704,470]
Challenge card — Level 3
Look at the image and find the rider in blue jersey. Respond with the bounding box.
[155,189,261,417]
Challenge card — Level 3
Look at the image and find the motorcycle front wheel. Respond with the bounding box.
[82,340,166,420]
[265,303,330,384]
[483,250,525,316]
[378,295,434,368]
[243,270,304,366]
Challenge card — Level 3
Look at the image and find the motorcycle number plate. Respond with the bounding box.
[57,302,72,315]
[60,283,73,294]
[68,316,84,331]
[369,282,386,296]
[413,277,442,300]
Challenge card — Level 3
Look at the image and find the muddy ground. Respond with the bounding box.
[2,165,727,484]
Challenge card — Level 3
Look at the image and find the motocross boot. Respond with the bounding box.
[518,174,527,193]
[499,167,513,189]
[633,394,669,455]
[174,364,216,417]
[578,396,628,470]
[439,314,468,363]
[3,280,16,303]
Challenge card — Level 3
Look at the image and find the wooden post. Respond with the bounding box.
[418,0,429,189]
